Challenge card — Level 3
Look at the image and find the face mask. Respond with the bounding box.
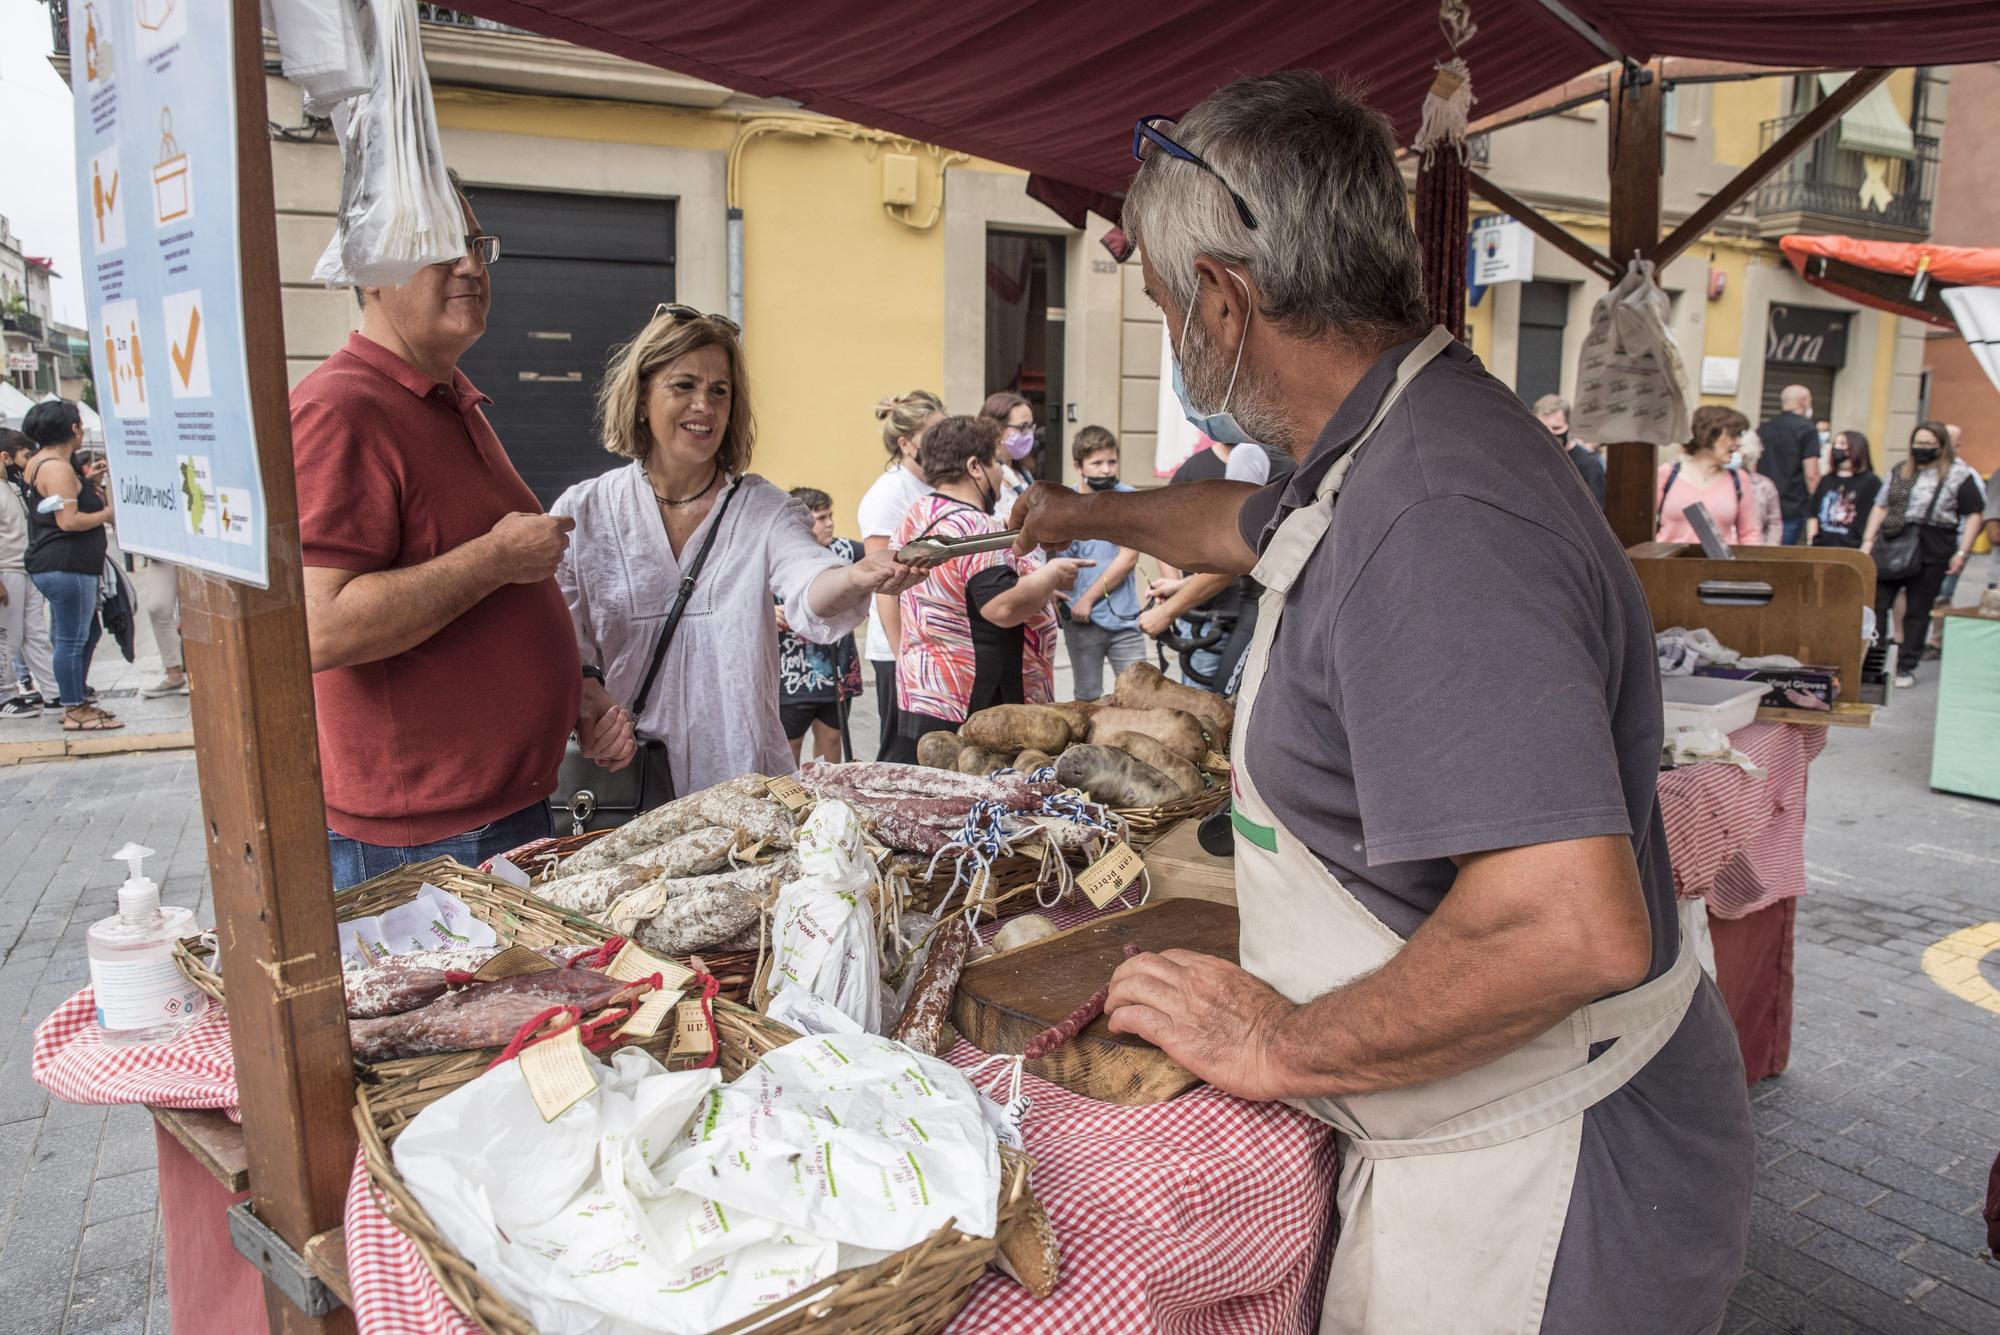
[1728,450,1743,469]
[1818,431,1831,447]
[971,466,998,515]
[1084,474,1120,492]
[1001,428,1035,461]
[1171,270,1253,446]
[1830,448,1849,467]
[1911,446,1940,466]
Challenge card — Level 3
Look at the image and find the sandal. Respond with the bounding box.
[63,707,125,732]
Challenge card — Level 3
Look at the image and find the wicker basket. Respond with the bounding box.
[1113,751,1233,849]
[172,857,614,1009]
[355,1001,1032,1335]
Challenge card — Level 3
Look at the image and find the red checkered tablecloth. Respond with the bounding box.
[31,988,241,1117]
[1658,722,1825,920]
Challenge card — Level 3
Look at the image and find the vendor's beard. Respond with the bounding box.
[1182,316,1292,452]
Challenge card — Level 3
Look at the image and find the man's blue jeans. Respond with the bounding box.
[1781,516,1807,546]
[326,800,553,891]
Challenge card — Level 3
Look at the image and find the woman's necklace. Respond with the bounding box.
[653,462,720,508]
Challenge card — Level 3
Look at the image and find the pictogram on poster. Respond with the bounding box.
[90,149,126,251]
[152,108,191,225]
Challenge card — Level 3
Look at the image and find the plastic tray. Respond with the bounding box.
[1660,675,1767,737]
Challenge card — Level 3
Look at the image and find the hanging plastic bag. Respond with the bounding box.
[1572,258,1691,448]
[311,0,467,288]
[764,800,884,1033]
[264,0,369,113]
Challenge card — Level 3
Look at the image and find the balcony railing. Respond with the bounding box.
[1754,111,1938,237]
[2,310,46,342]
[44,0,527,54]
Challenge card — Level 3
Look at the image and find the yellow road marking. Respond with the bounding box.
[1921,923,2000,1015]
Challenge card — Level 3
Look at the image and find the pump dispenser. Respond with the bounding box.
[86,843,208,1046]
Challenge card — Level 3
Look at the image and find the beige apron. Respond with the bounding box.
[1229,328,1699,1335]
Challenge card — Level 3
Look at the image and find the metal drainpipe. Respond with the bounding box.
[727,208,745,330]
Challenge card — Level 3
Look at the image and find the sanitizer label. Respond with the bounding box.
[93,956,207,1032]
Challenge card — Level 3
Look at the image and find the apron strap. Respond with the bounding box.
[1339,940,1700,1160]
[1251,326,1455,596]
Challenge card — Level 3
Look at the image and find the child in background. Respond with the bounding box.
[776,487,862,763]
[1060,426,1146,700]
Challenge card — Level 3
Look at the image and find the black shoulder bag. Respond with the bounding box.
[554,477,742,833]
[1873,468,1941,583]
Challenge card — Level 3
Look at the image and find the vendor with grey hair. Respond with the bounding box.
[1011,71,1751,1335]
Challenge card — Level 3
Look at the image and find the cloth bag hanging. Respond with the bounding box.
[311,0,467,287]
[1572,258,1692,447]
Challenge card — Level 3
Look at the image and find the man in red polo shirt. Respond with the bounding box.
[292,184,634,888]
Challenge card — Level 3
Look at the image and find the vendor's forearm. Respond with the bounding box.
[1066,482,1259,575]
[1263,836,1653,1099]
[305,540,505,671]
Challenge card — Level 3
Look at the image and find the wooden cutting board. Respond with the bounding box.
[952,899,1237,1105]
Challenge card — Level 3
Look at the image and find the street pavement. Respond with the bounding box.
[0,593,1997,1332]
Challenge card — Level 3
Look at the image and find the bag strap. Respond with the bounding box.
[630,476,742,717]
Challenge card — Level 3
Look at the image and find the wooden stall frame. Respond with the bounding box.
[169,0,358,1329]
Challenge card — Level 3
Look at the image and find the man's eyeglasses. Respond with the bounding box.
[1131,116,1259,231]
[654,302,742,334]
[464,233,502,266]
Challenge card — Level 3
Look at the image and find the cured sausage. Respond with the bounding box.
[889,918,973,1056]
[347,968,634,1062]
[1022,945,1141,1059]
[560,775,770,873]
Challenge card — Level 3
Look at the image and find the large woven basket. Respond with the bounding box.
[1113,750,1233,850]
[172,857,614,1009]
[355,1001,1032,1335]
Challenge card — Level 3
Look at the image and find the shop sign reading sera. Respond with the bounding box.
[1765,304,1850,368]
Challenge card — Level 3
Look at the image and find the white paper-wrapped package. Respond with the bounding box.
[394,1048,836,1334]
[765,800,883,1033]
[663,1032,1001,1250]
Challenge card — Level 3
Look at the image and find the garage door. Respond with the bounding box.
[457,187,676,504]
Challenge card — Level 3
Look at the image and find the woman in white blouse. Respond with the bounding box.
[554,306,921,790]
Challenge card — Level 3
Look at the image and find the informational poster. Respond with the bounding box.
[71,0,268,586]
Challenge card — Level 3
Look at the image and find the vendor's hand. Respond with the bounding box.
[1139,603,1175,639]
[849,548,926,598]
[1009,481,1090,557]
[1146,576,1185,602]
[577,679,637,772]
[1948,550,1968,576]
[1106,950,1297,1102]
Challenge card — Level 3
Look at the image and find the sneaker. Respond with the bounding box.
[142,676,188,698]
[1893,672,1916,689]
[0,695,42,720]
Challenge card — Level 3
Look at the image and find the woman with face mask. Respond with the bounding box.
[1860,420,1986,687]
[1805,429,1880,549]
[885,415,1089,764]
[979,392,1041,520]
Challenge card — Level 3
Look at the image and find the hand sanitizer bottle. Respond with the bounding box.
[86,844,208,1046]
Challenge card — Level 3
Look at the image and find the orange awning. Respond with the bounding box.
[1780,235,2000,327]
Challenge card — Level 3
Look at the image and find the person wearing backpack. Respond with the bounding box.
[1654,407,1763,546]
[1860,420,1986,687]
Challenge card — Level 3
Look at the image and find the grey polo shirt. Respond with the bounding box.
[1239,336,1753,1334]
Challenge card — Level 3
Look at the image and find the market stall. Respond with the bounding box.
[41,0,2000,1330]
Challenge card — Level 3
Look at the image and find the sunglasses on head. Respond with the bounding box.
[1131,116,1259,231]
[654,302,741,334]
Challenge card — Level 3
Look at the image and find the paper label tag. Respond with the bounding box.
[617,987,683,1039]
[766,775,813,812]
[473,944,557,981]
[669,999,715,1058]
[1077,842,1143,909]
[519,1024,597,1121]
[1428,66,1467,99]
[605,940,695,990]
[486,855,531,889]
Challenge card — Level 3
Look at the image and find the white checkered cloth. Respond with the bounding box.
[1659,722,1826,920]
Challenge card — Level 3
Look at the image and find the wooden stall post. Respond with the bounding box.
[174,0,357,1329]
[1601,58,1665,550]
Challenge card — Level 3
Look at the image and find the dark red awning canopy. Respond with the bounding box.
[449,1,2000,223]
